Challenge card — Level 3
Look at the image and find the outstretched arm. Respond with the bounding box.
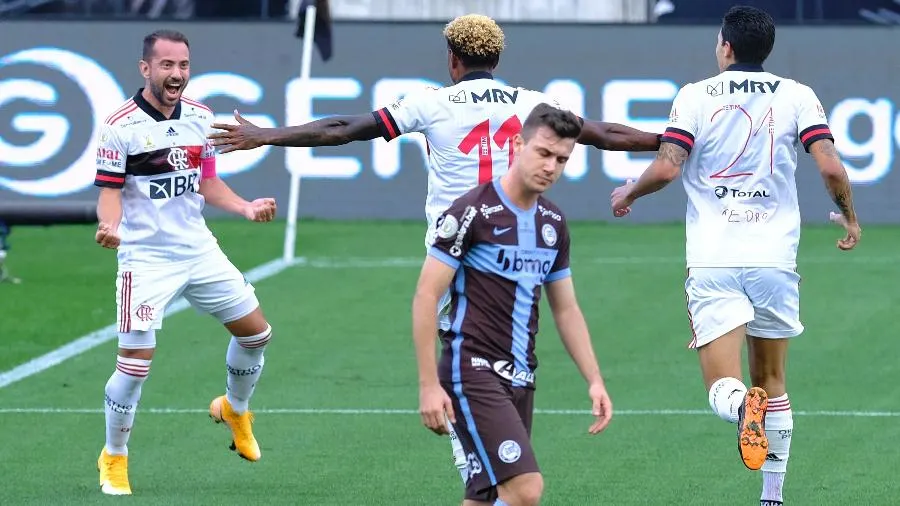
[261,114,381,147]
[209,111,381,153]
[578,120,661,152]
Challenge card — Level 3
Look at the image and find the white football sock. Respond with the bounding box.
[708,377,747,423]
[225,325,271,414]
[761,393,792,504]
[104,356,151,456]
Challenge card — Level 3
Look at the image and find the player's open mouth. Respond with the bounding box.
[164,83,182,98]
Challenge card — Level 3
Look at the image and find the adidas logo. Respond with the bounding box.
[166,126,177,137]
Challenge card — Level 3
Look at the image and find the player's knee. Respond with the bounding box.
[234,322,273,350]
[215,294,262,329]
[117,331,157,360]
[499,473,543,506]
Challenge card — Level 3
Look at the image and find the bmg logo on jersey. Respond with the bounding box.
[149,172,199,200]
[495,249,554,275]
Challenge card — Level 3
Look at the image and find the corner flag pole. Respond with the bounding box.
[282,2,317,263]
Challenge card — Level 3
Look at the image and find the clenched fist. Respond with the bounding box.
[242,198,277,222]
[95,222,120,249]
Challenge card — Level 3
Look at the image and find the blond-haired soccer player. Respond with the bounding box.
[209,13,657,480]
[94,30,277,495]
[610,6,860,506]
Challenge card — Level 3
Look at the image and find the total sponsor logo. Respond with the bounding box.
[714,186,771,199]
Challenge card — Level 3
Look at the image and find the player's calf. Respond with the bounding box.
[759,393,791,505]
[99,332,156,495]
[223,320,271,413]
[210,307,271,461]
[104,334,155,457]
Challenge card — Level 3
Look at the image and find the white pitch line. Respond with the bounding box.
[0,407,897,417]
[0,258,291,390]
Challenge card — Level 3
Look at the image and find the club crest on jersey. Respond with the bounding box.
[167,147,190,171]
[437,214,459,239]
[541,224,557,247]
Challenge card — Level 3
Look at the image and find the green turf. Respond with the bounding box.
[1,220,898,505]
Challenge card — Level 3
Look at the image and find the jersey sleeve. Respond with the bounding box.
[372,87,435,142]
[201,138,217,179]
[427,196,479,270]
[795,84,834,153]
[660,84,700,155]
[94,123,128,189]
[545,221,571,284]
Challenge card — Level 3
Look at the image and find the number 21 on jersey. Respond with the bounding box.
[458,115,523,184]
[710,105,775,179]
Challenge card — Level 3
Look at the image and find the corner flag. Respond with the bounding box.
[294,0,333,62]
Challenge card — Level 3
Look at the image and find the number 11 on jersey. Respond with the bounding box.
[458,115,523,184]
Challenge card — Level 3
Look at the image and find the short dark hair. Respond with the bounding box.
[142,29,190,61]
[721,6,775,65]
[521,103,583,141]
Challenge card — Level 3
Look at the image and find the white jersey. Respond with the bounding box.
[94,89,220,266]
[661,64,834,268]
[372,71,565,245]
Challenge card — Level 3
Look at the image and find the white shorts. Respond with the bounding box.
[116,249,258,332]
[684,267,803,349]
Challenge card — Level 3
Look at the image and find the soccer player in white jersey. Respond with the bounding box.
[609,6,861,506]
[208,13,660,482]
[93,30,278,496]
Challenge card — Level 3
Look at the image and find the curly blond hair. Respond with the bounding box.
[443,14,505,66]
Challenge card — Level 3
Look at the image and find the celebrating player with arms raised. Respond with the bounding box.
[209,13,658,480]
[610,6,860,506]
[94,29,277,496]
